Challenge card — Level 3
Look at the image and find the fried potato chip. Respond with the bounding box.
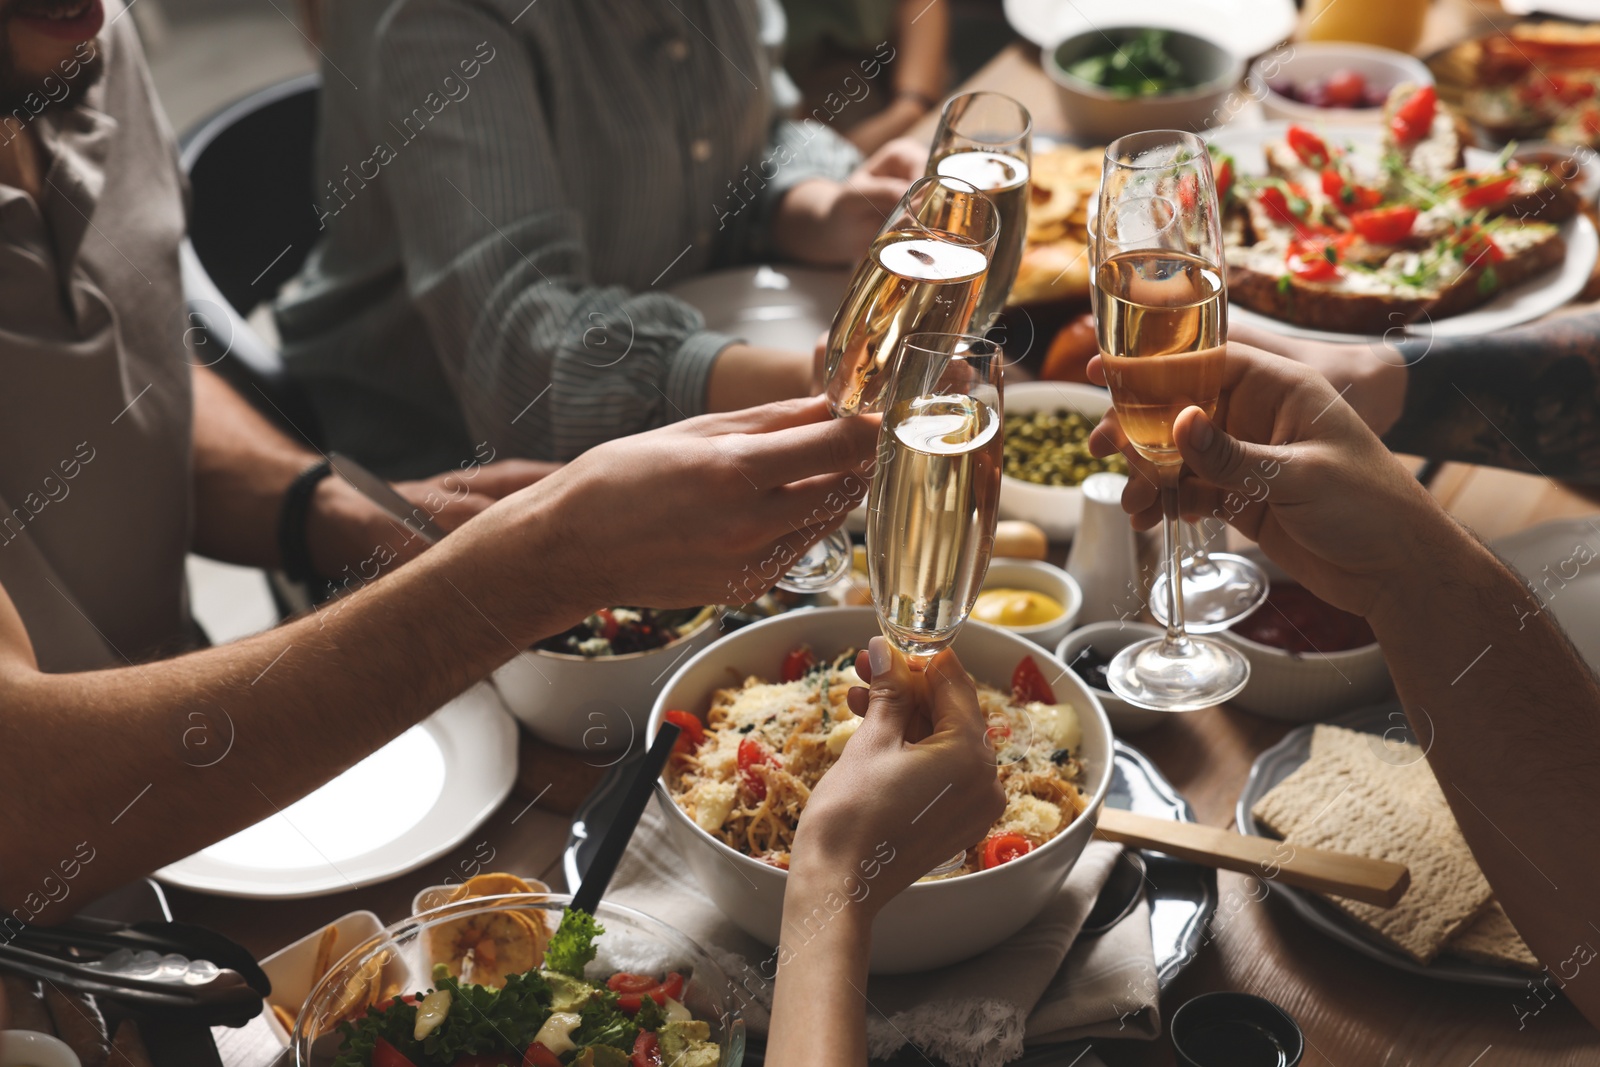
[311,925,338,985]
[461,873,537,897]
[429,910,539,988]
[315,952,387,1035]
[269,1003,297,1034]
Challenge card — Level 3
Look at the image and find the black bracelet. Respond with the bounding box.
[278,458,333,586]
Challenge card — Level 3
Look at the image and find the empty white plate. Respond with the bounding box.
[156,682,518,898]
[667,264,848,353]
[1495,518,1600,672]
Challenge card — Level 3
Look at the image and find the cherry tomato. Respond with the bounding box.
[662,709,704,754]
[1286,237,1342,282]
[1389,84,1437,145]
[372,994,420,1013]
[1321,69,1368,109]
[1213,155,1234,203]
[1257,185,1313,233]
[1176,171,1198,212]
[1448,173,1516,211]
[374,1038,420,1067]
[780,646,816,683]
[981,833,1033,870]
[594,608,620,641]
[1011,656,1056,705]
[522,1045,563,1067]
[1286,125,1330,169]
[738,738,772,801]
[1456,225,1504,267]
[1350,205,1418,245]
[608,972,660,995]
[1320,169,1381,213]
[632,1031,663,1067]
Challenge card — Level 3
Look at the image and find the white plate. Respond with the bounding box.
[1004,0,1296,59]
[1494,517,1600,672]
[156,682,518,898]
[1210,122,1600,343]
[1500,0,1600,16]
[1238,706,1530,988]
[666,264,849,354]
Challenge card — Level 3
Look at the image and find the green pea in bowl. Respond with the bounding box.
[998,382,1125,540]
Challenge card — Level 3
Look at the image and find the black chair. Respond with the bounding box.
[178,72,323,442]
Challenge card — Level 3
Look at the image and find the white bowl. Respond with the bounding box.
[493,614,721,754]
[998,381,1116,541]
[1056,622,1169,733]
[1250,42,1432,128]
[977,558,1083,650]
[0,1032,79,1067]
[1045,26,1243,143]
[648,608,1113,974]
[1215,550,1392,721]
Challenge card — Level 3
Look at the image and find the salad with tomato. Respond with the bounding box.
[331,910,720,1067]
[665,648,1088,877]
[535,608,713,658]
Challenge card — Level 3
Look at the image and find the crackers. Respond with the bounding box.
[1252,724,1537,970]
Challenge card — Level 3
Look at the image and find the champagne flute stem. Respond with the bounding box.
[1159,464,1189,652]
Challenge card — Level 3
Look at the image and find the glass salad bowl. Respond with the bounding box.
[291,894,745,1067]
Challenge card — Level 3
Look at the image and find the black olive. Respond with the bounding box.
[1051,749,1071,765]
[738,723,755,734]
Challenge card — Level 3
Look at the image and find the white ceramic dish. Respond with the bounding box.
[1056,621,1169,733]
[666,264,848,353]
[493,614,721,754]
[998,381,1115,541]
[1494,517,1600,673]
[978,558,1083,650]
[1004,0,1295,61]
[1208,122,1600,343]
[0,1032,79,1067]
[648,606,1113,974]
[1249,42,1432,127]
[1214,550,1391,722]
[156,683,517,897]
[1045,27,1244,144]
[259,910,384,1042]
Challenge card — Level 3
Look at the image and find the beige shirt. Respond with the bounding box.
[0,9,195,672]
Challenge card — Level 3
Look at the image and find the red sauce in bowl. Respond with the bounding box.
[1229,582,1375,654]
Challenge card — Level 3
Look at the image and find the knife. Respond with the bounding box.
[328,452,447,545]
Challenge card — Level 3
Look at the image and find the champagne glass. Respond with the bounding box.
[926,92,1032,333]
[1091,130,1249,711]
[1147,520,1270,631]
[866,332,1004,661]
[780,177,998,594]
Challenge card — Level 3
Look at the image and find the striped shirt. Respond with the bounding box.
[275,0,861,477]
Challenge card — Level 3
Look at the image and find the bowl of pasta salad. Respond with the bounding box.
[648,606,1113,973]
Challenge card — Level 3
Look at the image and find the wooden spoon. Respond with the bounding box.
[1095,807,1410,908]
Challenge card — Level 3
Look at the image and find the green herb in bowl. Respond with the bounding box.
[1066,29,1192,97]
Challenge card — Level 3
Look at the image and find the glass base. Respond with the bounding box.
[1149,552,1269,633]
[775,531,854,594]
[1106,633,1250,713]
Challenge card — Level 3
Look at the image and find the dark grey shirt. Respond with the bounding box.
[275,0,860,477]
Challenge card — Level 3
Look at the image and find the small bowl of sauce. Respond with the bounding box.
[975,559,1082,650]
[1170,992,1304,1067]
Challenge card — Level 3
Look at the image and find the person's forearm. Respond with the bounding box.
[1383,311,1600,481]
[0,489,584,918]
[705,344,813,412]
[892,0,946,104]
[767,872,873,1067]
[1368,517,1600,1025]
[189,365,320,567]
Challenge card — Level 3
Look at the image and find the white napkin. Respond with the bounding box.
[603,802,1162,1066]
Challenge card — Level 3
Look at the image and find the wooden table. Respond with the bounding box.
[178,4,1600,1064]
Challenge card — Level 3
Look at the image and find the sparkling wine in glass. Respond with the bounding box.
[926,92,1032,332]
[1092,130,1249,712]
[866,332,1004,661]
[823,175,1000,418]
[779,176,999,595]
